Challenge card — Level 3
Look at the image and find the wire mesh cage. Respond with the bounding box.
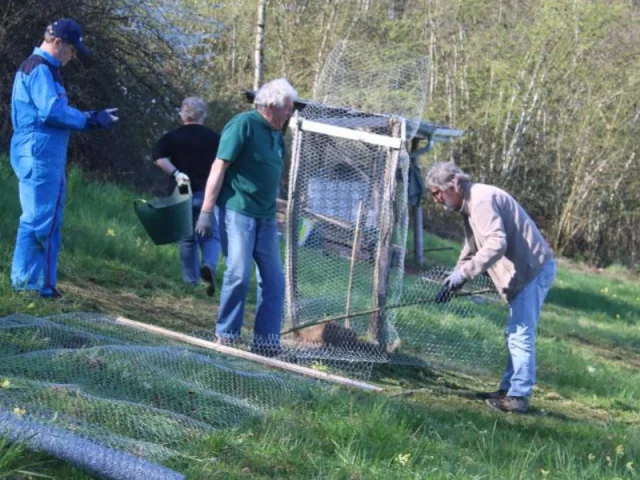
[279,109,505,376]
[280,106,408,371]
[272,41,505,378]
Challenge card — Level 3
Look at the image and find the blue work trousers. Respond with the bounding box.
[10,136,66,297]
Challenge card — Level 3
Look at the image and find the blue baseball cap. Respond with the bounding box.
[47,18,90,56]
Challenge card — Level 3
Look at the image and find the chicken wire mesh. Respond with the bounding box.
[0,312,320,479]
[389,266,505,372]
[313,40,430,139]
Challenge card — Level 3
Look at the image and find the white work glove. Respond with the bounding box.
[172,170,190,187]
[195,210,213,237]
[443,269,466,291]
[434,269,467,304]
[105,108,119,122]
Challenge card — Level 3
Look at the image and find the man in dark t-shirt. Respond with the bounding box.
[152,97,221,294]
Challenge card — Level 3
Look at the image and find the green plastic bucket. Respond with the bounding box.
[134,184,193,245]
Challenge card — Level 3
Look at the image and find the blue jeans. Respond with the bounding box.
[178,191,221,285]
[216,207,284,346]
[500,259,556,397]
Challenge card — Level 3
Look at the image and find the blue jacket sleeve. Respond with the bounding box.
[29,65,88,130]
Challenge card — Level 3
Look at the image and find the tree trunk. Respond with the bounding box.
[254,0,267,91]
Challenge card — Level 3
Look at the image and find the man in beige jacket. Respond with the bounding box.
[426,162,556,413]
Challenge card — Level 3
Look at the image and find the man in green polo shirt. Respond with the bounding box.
[195,78,296,356]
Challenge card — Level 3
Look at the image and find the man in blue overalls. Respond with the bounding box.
[10,18,118,298]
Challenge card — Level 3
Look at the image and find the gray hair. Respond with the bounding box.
[179,97,207,123]
[425,161,472,192]
[254,78,297,108]
[44,25,57,43]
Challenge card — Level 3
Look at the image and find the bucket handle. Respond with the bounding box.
[133,198,155,213]
[176,182,192,197]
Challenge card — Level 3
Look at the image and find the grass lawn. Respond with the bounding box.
[0,158,639,479]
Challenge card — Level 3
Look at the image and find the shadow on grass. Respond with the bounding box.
[546,286,640,323]
[375,365,615,428]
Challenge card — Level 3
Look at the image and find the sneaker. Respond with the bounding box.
[485,396,529,414]
[475,389,508,400]
[200,265,216,297]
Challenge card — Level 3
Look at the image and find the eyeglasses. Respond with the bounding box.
[429,189,442,199]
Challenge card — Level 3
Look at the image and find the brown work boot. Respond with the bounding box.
[485,396,529,414]
[475,389,508,400]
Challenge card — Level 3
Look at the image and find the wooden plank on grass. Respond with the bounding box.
[113,316,383,393]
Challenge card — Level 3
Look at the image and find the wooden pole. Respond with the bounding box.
[345,201,364,328]
[369,117,402,351]
[282,289,494,335]
[299,119,403,148]
[113,316,383,393]
[284,112,302,330]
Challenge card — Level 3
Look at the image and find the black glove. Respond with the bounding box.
[434,284,454,304]
[86,109,117,130]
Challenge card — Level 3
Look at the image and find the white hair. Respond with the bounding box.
[179,97,207,123]
[425,161,472,192]
[254,78,297,108]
